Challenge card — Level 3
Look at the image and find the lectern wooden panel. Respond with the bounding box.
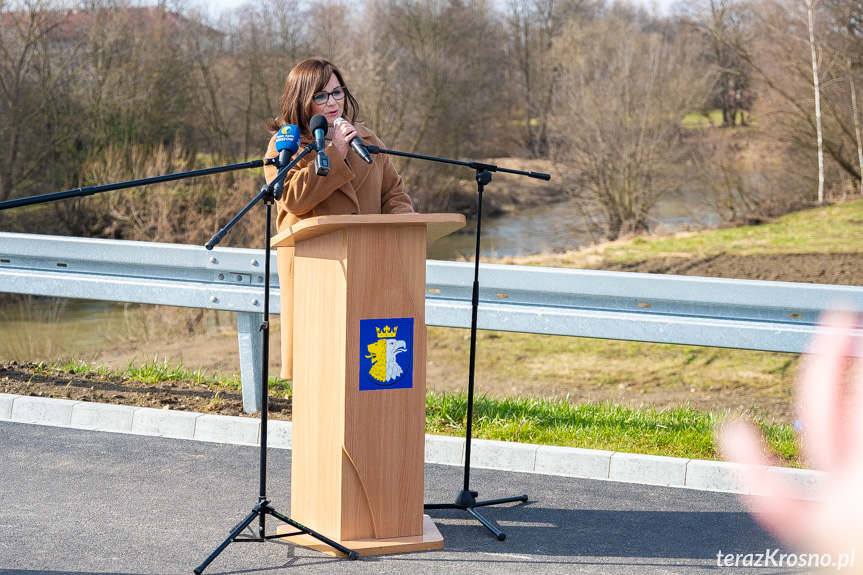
[271,214,465,555]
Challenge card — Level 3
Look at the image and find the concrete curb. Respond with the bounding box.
[0,393,826,499]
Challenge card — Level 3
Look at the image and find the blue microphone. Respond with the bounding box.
[271,124,301,200]
[274,124,301,167]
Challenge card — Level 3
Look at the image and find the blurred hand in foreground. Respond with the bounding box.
[719,311,863,564]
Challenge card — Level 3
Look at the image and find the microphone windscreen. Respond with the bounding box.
[275,124,300,154]
[309,114,328,136]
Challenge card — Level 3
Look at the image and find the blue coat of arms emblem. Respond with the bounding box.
[359,318,414,390]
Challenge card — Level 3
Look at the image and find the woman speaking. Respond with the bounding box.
[263,57,415,379]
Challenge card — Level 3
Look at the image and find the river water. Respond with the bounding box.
[427,192,720,260]
[0,193,720,362]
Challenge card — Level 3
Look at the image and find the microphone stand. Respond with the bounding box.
[194,142,359,574]
[367,144,550,541]
[0,147,360,569]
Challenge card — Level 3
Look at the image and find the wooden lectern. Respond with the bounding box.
[271,213,465,557]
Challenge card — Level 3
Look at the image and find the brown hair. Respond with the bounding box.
[267,58,360,139]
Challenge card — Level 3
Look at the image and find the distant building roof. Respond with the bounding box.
[0,6,224,41]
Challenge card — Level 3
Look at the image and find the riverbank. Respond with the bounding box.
[495,200,863,282]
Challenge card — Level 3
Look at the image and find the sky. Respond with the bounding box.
[200,0,246,17]
[199,0,677,18]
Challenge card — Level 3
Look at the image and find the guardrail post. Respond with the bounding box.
[236,312,263,413]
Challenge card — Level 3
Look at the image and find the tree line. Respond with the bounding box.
[0,0,861,245]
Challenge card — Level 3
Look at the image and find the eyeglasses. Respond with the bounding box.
[312,86,346,106]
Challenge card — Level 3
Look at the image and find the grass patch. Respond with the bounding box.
[40,357,113,377]
[122,357,213,385]
[682,109,724,129]
[682,109,753,129]
[425,327,799,462]
[602,201,863,260]
[120,357,291,392]
[426,391,800,466]
[605,201,863,260]
[41,355,292,393]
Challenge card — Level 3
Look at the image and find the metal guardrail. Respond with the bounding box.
[0,233,276,412]
[426,261,863,353]
[2,232,862,413]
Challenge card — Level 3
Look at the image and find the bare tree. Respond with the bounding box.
[504,0,596,156]
[352,0,509,212]
[214,3,311,160]
[679,0,754,127]
[848,57,863,195]
[0,0,85,201]
[803,0,825,202]
[550,17,709,240]
[745,0,863,200]
[308,0,355,64]
[72,3,206,168]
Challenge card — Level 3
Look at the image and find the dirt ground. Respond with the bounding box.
[0,354,292,420]
[597,252,863,285]
[2,250,861,422]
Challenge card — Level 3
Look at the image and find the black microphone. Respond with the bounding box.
[310,114,328,151]
[309,114,330,176]
[334,117,373,165]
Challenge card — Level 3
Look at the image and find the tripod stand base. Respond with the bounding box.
[276,515,444,557]
[194,500,358,574]
[425,490,529,541]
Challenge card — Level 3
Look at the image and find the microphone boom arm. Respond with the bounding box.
[0,158,279,212]
[364,145,551,181]
[205,143,316,250]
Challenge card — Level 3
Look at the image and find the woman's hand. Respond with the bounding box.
[718,311,863,564]
[333,118,357,160]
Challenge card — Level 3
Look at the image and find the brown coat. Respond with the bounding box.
[264,124,414,379]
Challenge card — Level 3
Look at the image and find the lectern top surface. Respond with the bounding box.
[271,213,466,248]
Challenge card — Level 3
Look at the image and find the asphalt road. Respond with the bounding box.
[0,421,788,574]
